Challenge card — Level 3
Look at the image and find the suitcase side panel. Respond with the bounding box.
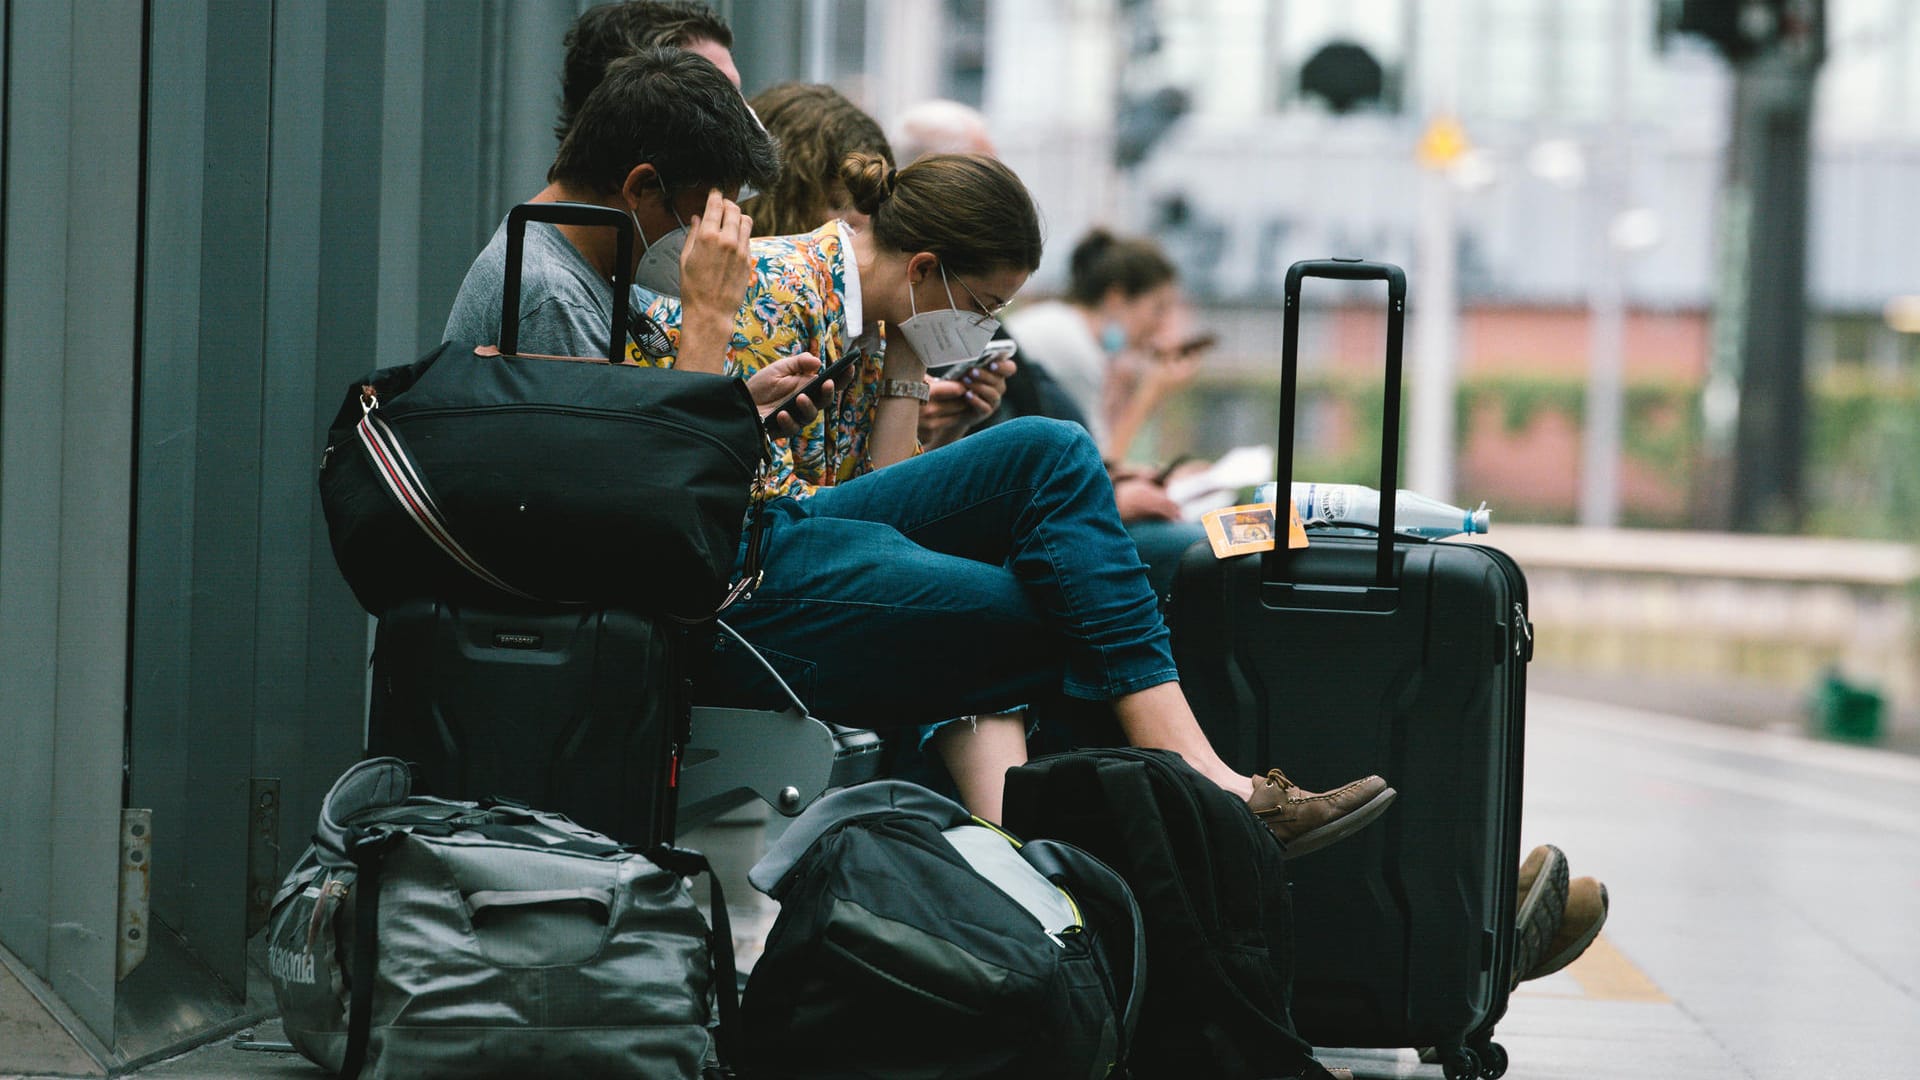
[1168,537,1526,1049]
[368,600,682,846]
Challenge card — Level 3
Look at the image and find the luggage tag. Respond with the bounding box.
[1201,500,1308,559]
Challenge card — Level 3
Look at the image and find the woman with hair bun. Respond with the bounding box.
[634,149,1039,495]
[634,151,1394,842]
[739,82,893,238]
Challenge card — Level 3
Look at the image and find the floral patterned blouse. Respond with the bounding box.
[626,220,887,499]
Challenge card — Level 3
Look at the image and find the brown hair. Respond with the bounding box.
[556,1,734,141]
[838,151,1043,276]
[1066,228,1175,305]
[548,49,777,198]
[741,83,893,238]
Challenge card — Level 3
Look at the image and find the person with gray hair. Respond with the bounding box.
[891,98,998,163]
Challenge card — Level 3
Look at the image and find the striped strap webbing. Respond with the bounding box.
[354,407,552,603]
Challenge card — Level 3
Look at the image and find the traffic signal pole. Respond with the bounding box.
[1698,0,1825,531]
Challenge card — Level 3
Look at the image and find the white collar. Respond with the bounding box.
[835,218,863,340]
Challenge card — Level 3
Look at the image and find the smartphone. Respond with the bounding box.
[934,338,1017,382]
[1166,332,1217,359]
[763,351,862,432]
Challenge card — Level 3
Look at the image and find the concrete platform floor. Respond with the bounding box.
[38,689,1920,1080]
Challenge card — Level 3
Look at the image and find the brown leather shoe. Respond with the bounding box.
[1246,769,1395,857]
[1512,844,1569,990]
[1524,876,1608,981]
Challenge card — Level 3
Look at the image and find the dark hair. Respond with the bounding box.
[1066,229,1176,305]
[839,151,1043,276]
[556,1,734,140]
[741,83,894,238]
[549,49,779,199]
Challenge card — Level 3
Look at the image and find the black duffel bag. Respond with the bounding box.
[319,202,766,620]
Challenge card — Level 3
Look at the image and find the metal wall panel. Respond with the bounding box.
[0,0,68,983]
[128,0,207,941]
[4,0,593,1060]
[0,0,145,1042]
[251,0,342,934]
[179,0,275,993]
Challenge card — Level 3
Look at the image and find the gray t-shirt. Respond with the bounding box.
[444,217,622,358]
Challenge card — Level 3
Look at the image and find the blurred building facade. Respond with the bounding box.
[761,0,1920,529]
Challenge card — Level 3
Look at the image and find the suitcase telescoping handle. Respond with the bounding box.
[500,201,635,363]
[1265,258,1407,591]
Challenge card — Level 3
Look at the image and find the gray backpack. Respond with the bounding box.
[265,758,736,1079]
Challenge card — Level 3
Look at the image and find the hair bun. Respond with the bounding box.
[839,151,898,217]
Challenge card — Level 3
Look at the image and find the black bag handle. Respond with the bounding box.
[1265,259,1406,590]
[501,202,635,363]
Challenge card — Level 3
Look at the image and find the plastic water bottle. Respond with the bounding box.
[1254,482,1491,540]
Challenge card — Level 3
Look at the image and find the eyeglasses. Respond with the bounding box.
[946,268,1009,328]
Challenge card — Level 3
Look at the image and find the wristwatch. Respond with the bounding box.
[878,378,931,402]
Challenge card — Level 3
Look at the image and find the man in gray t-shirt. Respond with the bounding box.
[441,48,835,429]
[444,216,632,359]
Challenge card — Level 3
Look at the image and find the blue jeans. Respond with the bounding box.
[691,418,1179,731]
[1126,518,1207,599]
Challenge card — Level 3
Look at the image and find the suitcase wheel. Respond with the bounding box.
[1438,1045,1481,1080]
[1473,1041,1508,1079]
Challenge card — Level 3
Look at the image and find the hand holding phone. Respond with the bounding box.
[763,351,862,433]
[1161,332,1216,361]
[932,338,1017,382]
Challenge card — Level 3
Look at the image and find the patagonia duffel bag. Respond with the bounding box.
[266,757,738,1079]
[741,780,1145,1080]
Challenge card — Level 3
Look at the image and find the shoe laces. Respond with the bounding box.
[1260,768,1298,792]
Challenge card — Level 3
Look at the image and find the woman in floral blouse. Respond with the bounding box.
[644,150,1394,844]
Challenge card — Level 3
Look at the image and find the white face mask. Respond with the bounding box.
[630,179,688,297]
[896,264,999,368]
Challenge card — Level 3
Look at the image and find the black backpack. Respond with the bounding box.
[1003,748,1338,1080]
[742,781,1145,1080]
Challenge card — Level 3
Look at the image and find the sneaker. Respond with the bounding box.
[1524,876,1608,981]
[1511,844,1569,990]
[1246,769,1395,857]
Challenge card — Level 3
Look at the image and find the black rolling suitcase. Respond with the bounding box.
[1166,260,1531,1080]
[340,203,741,850]
[367,599,685,847]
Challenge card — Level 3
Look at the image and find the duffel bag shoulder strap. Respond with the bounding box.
[339,828,404,1080]
[648,844,740,1074]
[352,392,555,605]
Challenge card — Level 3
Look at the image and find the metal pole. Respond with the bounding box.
[804,0,832,84]
[1579,0,1633,528]
[1723,0,1823,531]
[1408,0,1459,502]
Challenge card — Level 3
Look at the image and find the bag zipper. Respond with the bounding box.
[388,402,759,476]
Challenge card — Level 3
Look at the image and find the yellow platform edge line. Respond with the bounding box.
[1564,933,1670,1003]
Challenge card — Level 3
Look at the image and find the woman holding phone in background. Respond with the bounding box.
[1003,228,1206,463]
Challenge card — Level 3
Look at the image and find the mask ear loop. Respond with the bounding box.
[632,176,687,258]
[657,175,687,232]
[938,263,961,311]
[906,258,926,320]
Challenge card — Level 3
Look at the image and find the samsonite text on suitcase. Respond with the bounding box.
[367,599,684,847]
[1166,259,1531,1080]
